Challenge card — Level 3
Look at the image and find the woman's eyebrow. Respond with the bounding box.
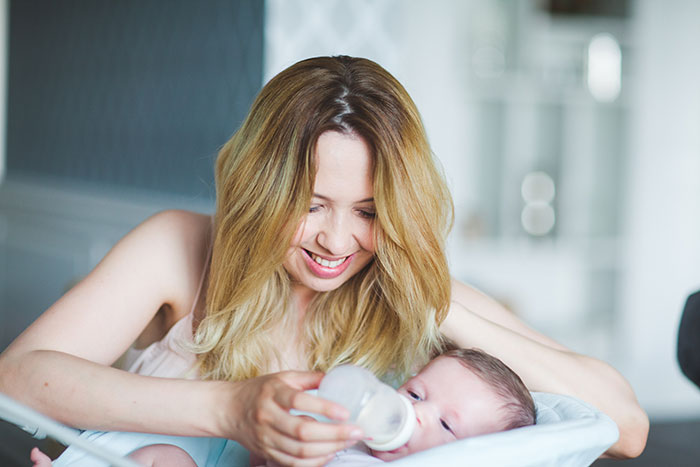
[312,193,374,203]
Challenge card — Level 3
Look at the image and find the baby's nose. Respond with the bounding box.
[412,402,428,427]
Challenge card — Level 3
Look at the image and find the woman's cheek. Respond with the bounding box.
[291,217,309,246]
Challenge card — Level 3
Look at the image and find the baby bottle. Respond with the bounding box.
[318,365,415,451]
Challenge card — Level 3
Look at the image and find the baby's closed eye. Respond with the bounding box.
[440,419,453,433]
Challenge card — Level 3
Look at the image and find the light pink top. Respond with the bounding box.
[123,312,198,379]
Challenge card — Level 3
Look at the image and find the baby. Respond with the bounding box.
[31,348,535,466]
[324,348,536,465]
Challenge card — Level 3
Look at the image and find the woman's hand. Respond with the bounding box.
[224,370,364,467]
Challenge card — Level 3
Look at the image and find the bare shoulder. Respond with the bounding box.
[140,209,212,243]
[83,208,214,322]
[128,210,213,310]
[2,210,214,365]
[130,210,212,265]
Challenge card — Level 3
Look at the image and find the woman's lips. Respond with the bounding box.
[302,249,354,279]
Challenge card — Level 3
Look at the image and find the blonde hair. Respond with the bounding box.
[193,56,453,382]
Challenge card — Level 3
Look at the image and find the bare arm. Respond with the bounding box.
[0,210,359,466]
[442,279,649,459]
[0,211,211,426]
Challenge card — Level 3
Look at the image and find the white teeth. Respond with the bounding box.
[310,252,346,268]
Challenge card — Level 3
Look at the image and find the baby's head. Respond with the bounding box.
[372,348,535,461]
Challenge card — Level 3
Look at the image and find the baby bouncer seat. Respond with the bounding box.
[0,390,617,467]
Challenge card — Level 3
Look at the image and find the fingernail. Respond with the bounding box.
[350,429,364,440]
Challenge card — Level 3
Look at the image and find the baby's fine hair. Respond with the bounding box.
[442,348,536,430]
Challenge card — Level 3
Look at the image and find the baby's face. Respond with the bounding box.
[371,356,508,462]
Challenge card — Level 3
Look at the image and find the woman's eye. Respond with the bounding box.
[440,420,452,432]
[309,206,320,213]
[407,391,421,401]
[358,210,376,219]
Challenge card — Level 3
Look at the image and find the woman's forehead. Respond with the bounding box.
[312,131,374,201]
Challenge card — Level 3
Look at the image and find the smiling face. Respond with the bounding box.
[372,356,511,462]
[283,131,376,301]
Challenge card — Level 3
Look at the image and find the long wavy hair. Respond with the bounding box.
[192,56,454,382]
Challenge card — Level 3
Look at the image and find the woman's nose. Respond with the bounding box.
[317,214,353,255]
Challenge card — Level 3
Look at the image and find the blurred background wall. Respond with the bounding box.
[266,0,700,421]
[0,0,699,430]
[0,0,262,368]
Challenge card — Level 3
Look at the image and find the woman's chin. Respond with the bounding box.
[293,276,346,294]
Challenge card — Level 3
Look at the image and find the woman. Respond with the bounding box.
[0,56,647,466]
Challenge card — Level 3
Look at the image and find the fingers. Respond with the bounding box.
[250,412,358,467]
[279,388,350,422]
[241,370,366,466]
[276,408,363,443]
[280,371,325,391]
[274,372,350,422]
[257,390,364,461]
[252,374,348,426]
[267,428,355,460]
